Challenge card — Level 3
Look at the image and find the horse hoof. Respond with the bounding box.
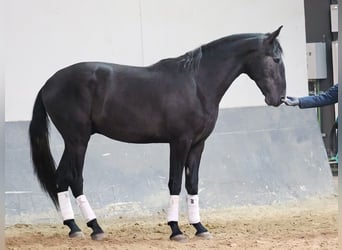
[170,234,188,243]
[69,231,84,239]
[196,231,212,240]
[91,232,105,241]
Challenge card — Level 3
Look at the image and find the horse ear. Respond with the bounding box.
[266,25,283,44]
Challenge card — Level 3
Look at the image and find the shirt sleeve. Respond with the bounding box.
[298,84,338,109]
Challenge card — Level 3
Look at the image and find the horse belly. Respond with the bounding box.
[93,108,169,143]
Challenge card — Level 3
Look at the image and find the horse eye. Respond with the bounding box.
[273,58,280,64]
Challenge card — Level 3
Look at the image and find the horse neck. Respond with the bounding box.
[194,47,248,107]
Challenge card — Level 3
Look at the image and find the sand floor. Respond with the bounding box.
[5,194,337,250]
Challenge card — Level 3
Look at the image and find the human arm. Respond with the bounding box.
[283,84,338,108]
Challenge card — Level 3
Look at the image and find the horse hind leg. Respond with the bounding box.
[56,140,105,240]
[74,194,104,240]
[56,149,84,238]
[57,193,83,238]
[71,181,105,241]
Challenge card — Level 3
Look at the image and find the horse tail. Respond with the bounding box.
[29,89,59,208]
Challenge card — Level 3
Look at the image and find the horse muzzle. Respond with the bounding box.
[265,96,285,107]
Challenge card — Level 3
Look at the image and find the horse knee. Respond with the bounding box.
[185,179,198,195]
[168,180,182,195]
[186,185,197,195]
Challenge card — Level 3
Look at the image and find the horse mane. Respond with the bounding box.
[152,32,282,74]
[152,47,203,75]
[177,47,203,73]
[202,33,283,55]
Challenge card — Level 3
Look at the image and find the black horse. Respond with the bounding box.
[29,26,286,241]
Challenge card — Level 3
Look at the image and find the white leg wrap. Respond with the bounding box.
[76,195,96,222]
[167,195,179,222]
[187,194,200,224]
[57,191,75,221]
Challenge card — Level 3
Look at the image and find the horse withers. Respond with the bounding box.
[29,26,286,241]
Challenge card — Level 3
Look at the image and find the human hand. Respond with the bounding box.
[283,96,299,106]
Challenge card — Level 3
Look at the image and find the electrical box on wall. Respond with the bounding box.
[330,4,338,32]
[306,42,327,80]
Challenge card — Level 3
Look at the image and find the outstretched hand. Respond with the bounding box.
[283,96,299,106]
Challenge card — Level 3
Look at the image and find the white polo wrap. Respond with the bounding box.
[76,195,96,222]
[57,191,74,221]
[167,195,179,222]
[187,194,200,224]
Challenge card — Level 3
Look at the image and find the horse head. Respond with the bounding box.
[245,26,286,107]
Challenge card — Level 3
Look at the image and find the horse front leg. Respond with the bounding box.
[185,141,212,239]
[167,139,192,242]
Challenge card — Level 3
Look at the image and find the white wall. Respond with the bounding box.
[4,0,308,121]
